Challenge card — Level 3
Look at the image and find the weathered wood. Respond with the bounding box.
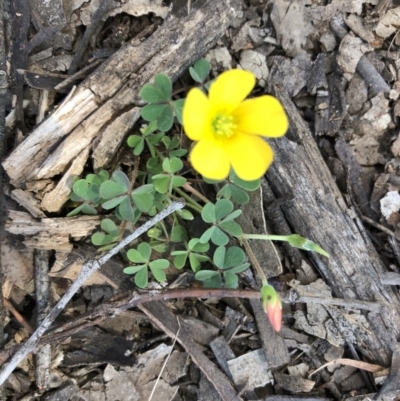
[266,84,400,366]
[139,301,242,401]
[3,0,242,187]
[5,210,100,252]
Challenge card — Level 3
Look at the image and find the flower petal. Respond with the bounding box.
[233,95,289,137]
[183,88,212,141]
[190,139,230,180]
[266,303,282,332]
[225,134,273,181]
[209,69,255,113]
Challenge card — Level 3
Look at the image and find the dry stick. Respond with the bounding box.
[0,200,185,386]
[0,287,382,367]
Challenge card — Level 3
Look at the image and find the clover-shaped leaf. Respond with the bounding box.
[189,59,211,83]
[91,218,119,247]
[124,242,169,288]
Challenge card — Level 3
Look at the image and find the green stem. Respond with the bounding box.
[173,187,203,213]
[242,233,290,242]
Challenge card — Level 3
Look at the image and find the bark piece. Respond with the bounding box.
[337,32,372,81]
[266,84,400,365]
[210,336,236,382]
[40,146,90,212]
[10,189,46,218]
[3,0,241,187]
[227,349,273,389]
[274,372,315,393]
[139,301,241,401]
[5,210,100,252]
[92,107,141,170]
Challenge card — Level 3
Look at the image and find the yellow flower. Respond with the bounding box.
[182,69,288,181]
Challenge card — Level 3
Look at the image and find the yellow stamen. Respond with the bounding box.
[212,114,236,138]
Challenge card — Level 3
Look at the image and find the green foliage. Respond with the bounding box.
[171,238,210,271]
[91,218,119,250]
[195,246,250,288]
[139,74,184,132]
[217,171,261,204]
[67,170,109,216]
[127,121,164,157]
[124,242,170,288]
[200,199,242,246]
[152,157,186,194]
[189,59,211,84]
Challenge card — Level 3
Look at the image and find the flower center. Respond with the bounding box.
[212,114,236,138]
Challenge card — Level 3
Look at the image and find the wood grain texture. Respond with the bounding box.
[266,85,400,365]
[3,0,241,186]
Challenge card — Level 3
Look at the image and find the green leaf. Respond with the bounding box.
[201,203,216,223]
[217,184,232,201]
[147,157,163,175]
[171,225,187,242]
[101,218,118,236]
[171,176,186,188]
[127,135,142,148]
[219,221,242,237]
[188,238,209,252]
[137,242,152,261]
[157,106,174,132]
[221,209,242,222]
[123,264,147,275]
[200,226,215,243]
[81,204,98,215]
[132,185,154,213]
[73,180,90,200]
[170,157,183,173]
[211,227,229,246]
[100,181,127,199]
[189,254,209,272]
[213,246,226,269]
[133,138,145,155]
[226,263,250,274]
[223,246,245,269]
[224,272,238,289]
[195,270,219,281]
[141,120,158,135]
[134,266,149,288]
[232,174,260,191]
[153,175,170,194]
[91,232,116,246]
[177,209,194,220]
[127,249,147,264]
[102,195,127,210]
[204,274,222,288]
[149,259,169,282]
[173,99,185,124]
[150,240,168,253]
[170,149,187,158]
[140,83,167,103]
[112,171,130,192]
[215,199,233,221]
[190,59,211,83]
[230,186,249,204]
[154,74,172,100]
[142,104,169,121]
[118,196,135,221]
[173,253,188,269]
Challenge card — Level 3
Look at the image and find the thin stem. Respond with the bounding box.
[241,238,268,285]
[173,187,203,213]
[242,233,289,242]
[182,182,212,204]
